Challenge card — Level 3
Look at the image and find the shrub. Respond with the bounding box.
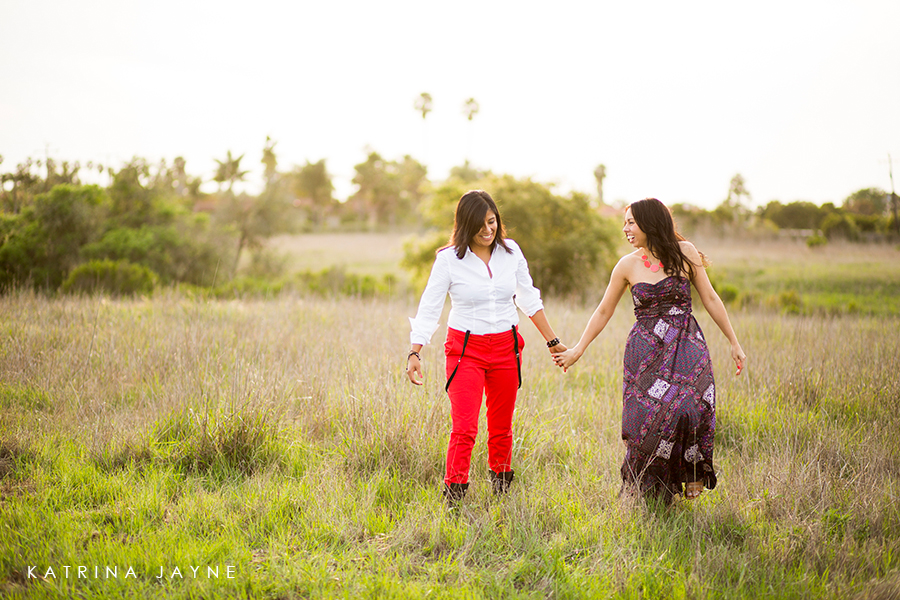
[400,230,449,290]
[300,266,393,297]
[778,289,803,314]
[0,184,110,291]
[81,220,228,287]
[806,234,827,248]
[403,175,618,296]
[62,259,157,296]
[717,283,740,304]
[760,200,826,230]
[851,214,885,233]
[821,213,859,241]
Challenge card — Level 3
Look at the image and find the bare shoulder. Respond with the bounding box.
[679,240,702,263]
[615,251,641,270]
[678,239,698,254]
[613,251,641,283]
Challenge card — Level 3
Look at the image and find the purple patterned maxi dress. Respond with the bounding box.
[621,276,717,502]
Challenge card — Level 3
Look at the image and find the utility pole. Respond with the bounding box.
[888,154,899,236]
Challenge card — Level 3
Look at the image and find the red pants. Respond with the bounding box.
[443,327,524,485]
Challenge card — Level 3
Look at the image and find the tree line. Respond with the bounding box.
[668,174,899,244]
[1,144,896,297]
[0,141,619,297]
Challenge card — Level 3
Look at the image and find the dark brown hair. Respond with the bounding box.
[628,197,708,279]
[445,190,512,259]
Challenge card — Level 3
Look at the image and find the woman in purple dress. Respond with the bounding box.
[553,198,746,503]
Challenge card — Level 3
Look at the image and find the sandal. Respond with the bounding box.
[685,481,703,499]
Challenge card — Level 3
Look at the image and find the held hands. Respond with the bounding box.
[547,341,567,354]
[547,341,568,371]
[552,346,582,372]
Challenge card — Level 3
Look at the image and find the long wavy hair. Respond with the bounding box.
[629,197,709,279]
[445,190,512,259]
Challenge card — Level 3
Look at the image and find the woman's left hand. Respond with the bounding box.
[552,347,582,372]
[732,342,746,376]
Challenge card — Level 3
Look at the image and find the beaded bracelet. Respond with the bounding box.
[546,338,560,348]
[407,351,421,361]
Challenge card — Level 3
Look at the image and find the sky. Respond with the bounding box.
[1,0,899,209]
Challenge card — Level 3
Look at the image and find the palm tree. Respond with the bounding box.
[213,150,249,193]
[463,97,479,121]
[593,164,606,205]
[413,92,433,162]
[414,92,433,120]
[261,136,278,189]
[462,97,479,160]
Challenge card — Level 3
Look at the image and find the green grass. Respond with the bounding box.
[700,238,900,316]
[265,231,413,279]
[1,240,899,598]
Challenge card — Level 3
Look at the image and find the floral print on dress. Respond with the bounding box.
[656,439,674,459]
[684,444,704,464]
[648,378,671,399]
[621,276,717,502]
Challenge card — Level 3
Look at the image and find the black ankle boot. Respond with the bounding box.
[442,482,469,506]
[489,469,515,495]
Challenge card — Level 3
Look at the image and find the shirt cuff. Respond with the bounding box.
[409,316,437,346]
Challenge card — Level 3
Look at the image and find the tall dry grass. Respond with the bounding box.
[1,285,899,598]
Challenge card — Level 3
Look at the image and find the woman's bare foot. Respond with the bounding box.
[685,481,703,499]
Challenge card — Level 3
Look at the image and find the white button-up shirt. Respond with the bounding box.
[409,239,544,345]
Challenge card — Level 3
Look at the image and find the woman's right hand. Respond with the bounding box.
[406,355,424,385]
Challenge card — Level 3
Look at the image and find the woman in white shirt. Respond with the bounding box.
[406,190,566,504]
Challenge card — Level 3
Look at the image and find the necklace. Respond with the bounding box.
[641,253,662,273]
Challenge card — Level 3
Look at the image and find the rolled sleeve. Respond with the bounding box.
[409,251,451,345]
[510,241,543,317]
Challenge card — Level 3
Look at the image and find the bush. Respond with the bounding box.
[0,184,110,291]
[62,259,157,296]
[300,266,395,297]
[776,289,803,314]
[403,175,618,297]
[211,267,402,299]
[400,230,449,290]
[851,214,885,233]
[806,234,827,248]
[82,220,229,287]
[717,283,740,304]
[821,213,859,241]
[761,200,826,230]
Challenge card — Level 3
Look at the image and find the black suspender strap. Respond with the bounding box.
[445,330,471,392]
[512,325,522,389]
[445,328,521,392]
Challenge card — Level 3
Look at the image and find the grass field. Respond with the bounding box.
[266,231,413,279]
[1,238,899,599]
[265,232,900,315]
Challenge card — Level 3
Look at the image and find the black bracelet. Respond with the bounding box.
[546,338,560,348]
[407,351,420,361]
